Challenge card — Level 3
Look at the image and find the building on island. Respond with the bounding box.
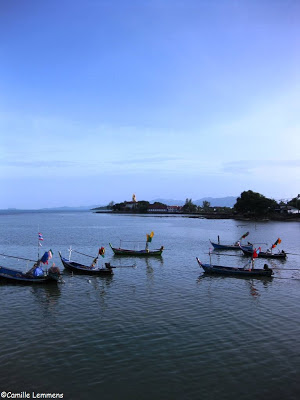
[124,194,138,210]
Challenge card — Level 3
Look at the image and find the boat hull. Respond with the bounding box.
[240,248,287,259]
[210,241,253,251]
[196,258,273,277]
[109,243,163,257]
[0,266,59,283]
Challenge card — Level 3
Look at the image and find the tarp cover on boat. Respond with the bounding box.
[33,267,44,277]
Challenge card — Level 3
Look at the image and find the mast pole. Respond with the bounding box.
[37,226,40,260]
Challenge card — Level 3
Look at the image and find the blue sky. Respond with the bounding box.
[1,0,299,208]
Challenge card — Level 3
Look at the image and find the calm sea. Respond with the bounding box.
[0,211,299,400]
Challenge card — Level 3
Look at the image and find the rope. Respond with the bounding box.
[119,240,145,243]
[273,277,300,280]
[0,252,36,262]
[272,268,300,271]
[72,250,96,259]
[209,253,244,257]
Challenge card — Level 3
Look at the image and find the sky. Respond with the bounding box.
[0,0,299,209]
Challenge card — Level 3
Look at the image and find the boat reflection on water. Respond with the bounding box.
[89,274,114,309]
[30,284,62,315]
[196,273,273,298]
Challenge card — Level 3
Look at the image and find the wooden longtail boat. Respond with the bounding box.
[109,243,164,257]
[0,264,61,284]
[196,257,273,277]
[210,241,253,251]
[59,251,113,275]
[209,231,253,251]
[240,247,287,259]
[0,244,61,284]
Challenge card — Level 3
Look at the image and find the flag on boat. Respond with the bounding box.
[38,233,44,241]
[99,247,105,257]
[272,238,282,249]
[253,247,261,258]
[240,232,249,240]
[40,249,53,264]
[147,231,154,242]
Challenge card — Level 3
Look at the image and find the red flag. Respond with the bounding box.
[253,247,261,258]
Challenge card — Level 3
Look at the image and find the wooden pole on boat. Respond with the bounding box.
[68,246,73,261]
[37,227,40,260]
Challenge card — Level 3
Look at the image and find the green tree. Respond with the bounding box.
[182,198,197,213]
[234,190,277,216]
[202,200,211,211]
[288,194,300,211]
[136,201,150,213]
[112,202,126,211]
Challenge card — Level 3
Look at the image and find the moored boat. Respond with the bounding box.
[210,231,253,251]
[210,241,253,251]
[109,231,164,257]
[0,247,61,284]
[109,243,164,257]
[240,247,287,259]
[196,257,273,277]
[0,265,61,283]
[239,238,287,259]
[58,249,113,275]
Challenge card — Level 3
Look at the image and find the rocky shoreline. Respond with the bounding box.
[95,210,300,222]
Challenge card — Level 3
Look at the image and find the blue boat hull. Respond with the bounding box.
[196,258,273,277]
[59,253,113,275]
[210,241,253,251]
[240,247,287,259]
[0,265,59,283]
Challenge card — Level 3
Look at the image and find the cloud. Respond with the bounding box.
[0,160,78,168]
[222,159,300,174]
[109,155,183,165]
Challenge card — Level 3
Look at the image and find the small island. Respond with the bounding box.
[92,191,300,222]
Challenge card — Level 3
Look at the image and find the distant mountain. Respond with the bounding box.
[195,197,237,207]
[39,205,102,211]
[151,197,237,208]
[151,198,185,206]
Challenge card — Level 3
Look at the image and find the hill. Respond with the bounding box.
[151,197,237,208]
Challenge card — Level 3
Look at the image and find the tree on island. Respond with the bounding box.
[287,194,300,211]
[202,200,211,211]
[182,198,197,213]
[234,190,277,216]
[136,201,150,213]
[112,200,150,213]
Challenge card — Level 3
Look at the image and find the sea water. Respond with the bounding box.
[0,211,299,400]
